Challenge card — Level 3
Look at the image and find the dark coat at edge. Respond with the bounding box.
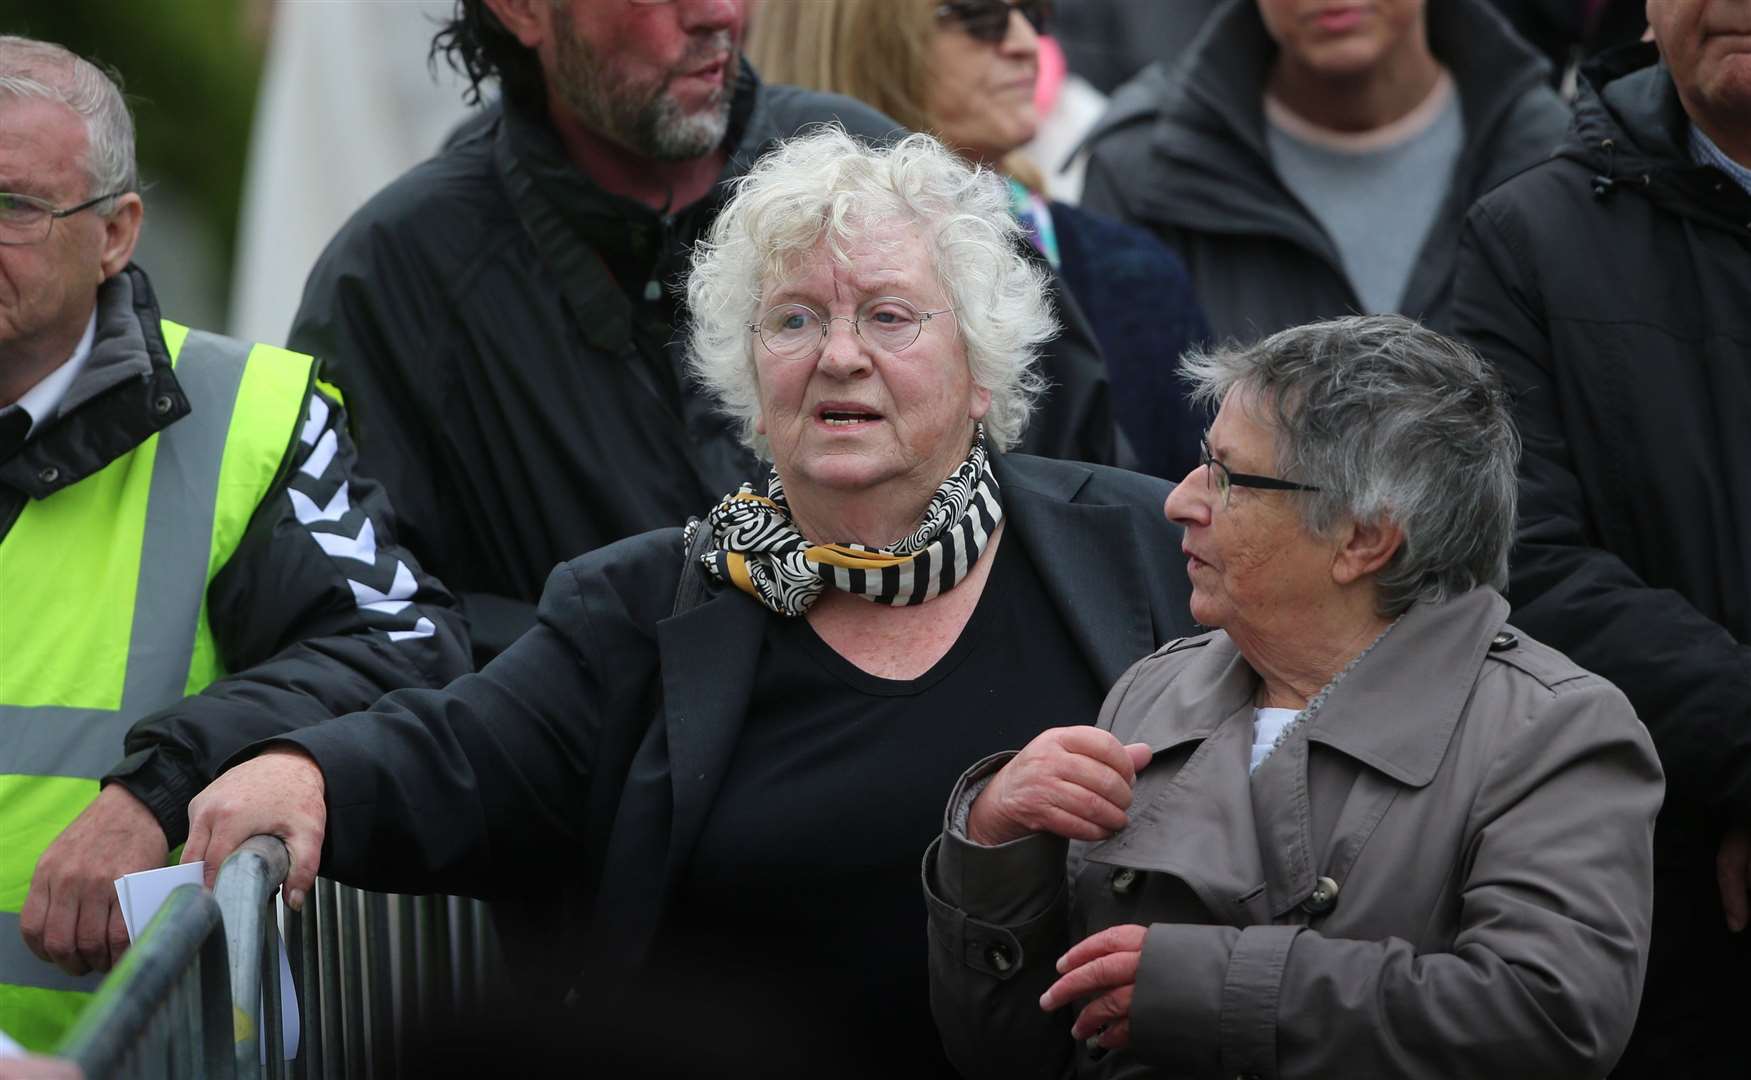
[1451,42,1751,1074]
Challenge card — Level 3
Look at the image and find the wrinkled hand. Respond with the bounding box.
[183,748,326,911]
[1040,923,1148,1048]
[20,784,168,975]
[1719,825,1749,933]
[967,727,1153,846]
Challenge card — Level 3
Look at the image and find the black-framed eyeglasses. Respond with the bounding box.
[935,0,1051,43]
[748,296,953,359]
[0,190,126,247]
[1199,434,1320,508]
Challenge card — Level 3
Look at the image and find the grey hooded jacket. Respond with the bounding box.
[1080,0,1569,344]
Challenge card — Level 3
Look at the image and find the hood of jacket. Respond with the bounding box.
[1564,42,1751,233]
[1091,0,1557,247]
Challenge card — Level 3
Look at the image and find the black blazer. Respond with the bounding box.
[279,453,1194,978]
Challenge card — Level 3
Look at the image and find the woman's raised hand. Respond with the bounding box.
[967,727,1152,846]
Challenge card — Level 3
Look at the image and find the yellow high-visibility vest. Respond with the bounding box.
[0,321,314,1050]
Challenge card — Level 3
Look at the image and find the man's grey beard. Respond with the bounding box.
[550,25,734,162]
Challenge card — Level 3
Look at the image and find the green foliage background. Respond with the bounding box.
[0,0,266,316]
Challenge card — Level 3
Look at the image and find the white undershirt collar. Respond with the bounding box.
[15,309,97,438]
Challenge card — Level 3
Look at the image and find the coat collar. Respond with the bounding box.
[1090,587,1511,923]
[0,266,189,498]
[992,453,1161,689]
[1304,588,1509,786]
[1127,587,1511,788]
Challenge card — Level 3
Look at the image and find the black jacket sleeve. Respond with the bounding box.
[287,216,537,663]
[262,553,627,898]
[1453,199,1751,822]
[107,385,472,843]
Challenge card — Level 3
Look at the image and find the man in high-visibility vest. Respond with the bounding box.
[0,36,471,1050]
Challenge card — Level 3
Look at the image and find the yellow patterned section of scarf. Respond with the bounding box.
[717,485,913,599]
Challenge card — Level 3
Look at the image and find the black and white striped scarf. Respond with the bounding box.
[687,426,1002,617]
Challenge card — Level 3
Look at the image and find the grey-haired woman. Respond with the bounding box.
[928,315,1665,1078]
[175,129,1193,1078]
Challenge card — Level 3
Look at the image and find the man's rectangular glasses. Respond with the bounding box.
[1200,434,1320,507]
[0,191,123,246]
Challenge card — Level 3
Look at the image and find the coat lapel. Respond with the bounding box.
[590,587,766,969]
[1085,640,1272,925]
[1000,461,1163,688]
[657,591,767,878]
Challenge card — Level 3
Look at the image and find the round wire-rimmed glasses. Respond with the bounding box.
[748,296,953,359]
[0,190,125,246]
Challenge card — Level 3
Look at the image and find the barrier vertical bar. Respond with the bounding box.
[261,906,285,1080]
[316,878,345,1078]
[364,890,396,1078]
[338,885,367,1078]
[395,891,417,1055]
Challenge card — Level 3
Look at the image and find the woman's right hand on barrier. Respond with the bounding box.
[967,727,1152,847]
[182,747,327,911]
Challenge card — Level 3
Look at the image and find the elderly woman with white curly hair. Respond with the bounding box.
[928,314,1665,1079]
[173,128,1194,1078]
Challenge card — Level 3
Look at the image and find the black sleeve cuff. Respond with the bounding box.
[103,747,200,846]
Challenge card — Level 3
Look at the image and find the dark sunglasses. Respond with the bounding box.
[936,0,1051,43]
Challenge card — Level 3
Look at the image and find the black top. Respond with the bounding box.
[644,535,1104,1077]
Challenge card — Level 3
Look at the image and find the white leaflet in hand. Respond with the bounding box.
[113,862,204,941]
[0,1025,26,1058]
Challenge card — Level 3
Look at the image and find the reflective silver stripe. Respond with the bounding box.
[121,329,246,711]
[0,708,123,780]
[0,911,104,994]
[0,331,249,779]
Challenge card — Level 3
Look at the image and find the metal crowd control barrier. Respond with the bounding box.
[54,835,500,1078]
[56,882,233,1079]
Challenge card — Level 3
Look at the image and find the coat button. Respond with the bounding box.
[154,394,175,414]
[1489,630,1518,652]
[1109,867,1139,895]
[38,465,59,485]
[1301,875,1340,915]
[986,943,1014,973]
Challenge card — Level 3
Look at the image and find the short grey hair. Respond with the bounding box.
[686,126,1055,456]
[1180,315,1521,617]
[0,36,137,211]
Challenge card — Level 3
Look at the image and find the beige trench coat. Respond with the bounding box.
[926,588,1663,1079]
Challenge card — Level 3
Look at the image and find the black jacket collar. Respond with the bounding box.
[0,265,189,501]
[1567,44,1751,232]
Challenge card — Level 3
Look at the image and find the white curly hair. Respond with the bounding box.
[685,126,1057,457]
